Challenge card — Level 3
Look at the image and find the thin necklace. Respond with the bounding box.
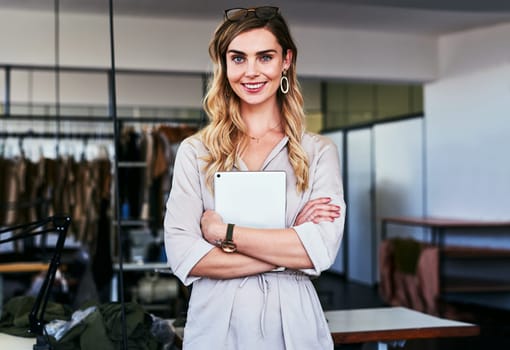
[248,123,281,143]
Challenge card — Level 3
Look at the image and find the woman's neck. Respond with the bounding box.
[241,101,282,136]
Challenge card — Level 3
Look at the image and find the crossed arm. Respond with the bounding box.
[189,197,341,279]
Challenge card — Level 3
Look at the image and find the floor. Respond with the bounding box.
[314,272,510,350]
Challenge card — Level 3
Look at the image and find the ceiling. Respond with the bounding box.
[1,0,510,35]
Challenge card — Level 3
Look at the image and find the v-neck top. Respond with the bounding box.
[164,132,345,349]
[237,136,289,171]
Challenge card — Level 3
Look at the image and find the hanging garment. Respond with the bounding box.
[0,157,6,224]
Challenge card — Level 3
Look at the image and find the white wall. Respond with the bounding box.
[437,22,510,78]
[374,119,425,281]
[346,129,374,284]
[0,9,437,81]
[424,23,510,247]
[294,26,436,81]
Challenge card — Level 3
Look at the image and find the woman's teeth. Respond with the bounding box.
[244,82,264,89]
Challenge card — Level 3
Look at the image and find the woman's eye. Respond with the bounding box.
[232,56,245,64]
[260,55,273,62]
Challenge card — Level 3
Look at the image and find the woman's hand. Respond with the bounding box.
[294,197,341,226]
[201,210,226,245]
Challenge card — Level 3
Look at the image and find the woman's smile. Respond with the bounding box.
[242,81,266,92]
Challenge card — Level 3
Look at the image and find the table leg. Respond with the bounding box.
[110,273,118,302]
[431,227,438,245]
[377,342,388,350]
[361,340,406,349]
[360,342,387,350]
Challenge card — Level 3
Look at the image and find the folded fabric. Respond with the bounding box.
[392,238,423,274]
[0,296,160,350]
[0,295,72,337]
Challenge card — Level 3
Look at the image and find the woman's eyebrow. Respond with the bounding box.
[256,49,278,55]
[227,49,246,55]
[227,49,278,55]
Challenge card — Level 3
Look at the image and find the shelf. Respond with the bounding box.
[118,161,147,167]
[381,217,510,315]
[442,276,510,293]
[113,262,171,272]
[113,219,152,226]
[442,246,510,259]
[441,291,510,312]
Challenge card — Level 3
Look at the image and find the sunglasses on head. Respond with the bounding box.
[224,6,279,22]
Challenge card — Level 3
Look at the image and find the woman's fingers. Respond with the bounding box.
[299,197,331,217]
[294,197,341,225]
[309,206,341,223]
[307,204,340,222]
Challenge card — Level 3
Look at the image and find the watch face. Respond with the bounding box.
[221,240,237,253]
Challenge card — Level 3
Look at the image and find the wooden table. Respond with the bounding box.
[170,306,479,349]
[326,306,479,349]
[0,262,49,312]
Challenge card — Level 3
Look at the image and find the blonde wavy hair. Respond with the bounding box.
[200,10,309,193]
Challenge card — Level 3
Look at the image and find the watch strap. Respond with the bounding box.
[226,223,235,241]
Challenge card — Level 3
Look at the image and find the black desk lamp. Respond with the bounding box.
[0,215,71,350]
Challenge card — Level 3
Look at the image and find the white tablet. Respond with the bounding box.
[214,171,286,229]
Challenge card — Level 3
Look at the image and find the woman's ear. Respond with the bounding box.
[283,49,293,71]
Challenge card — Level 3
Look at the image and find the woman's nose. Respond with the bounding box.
[245,60,259,77]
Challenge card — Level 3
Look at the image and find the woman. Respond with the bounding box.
[164,6,345,349]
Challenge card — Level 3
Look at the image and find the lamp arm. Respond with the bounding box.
[0,215,71,350]
[0,228,55,245]
[0,217,53,239]
[28,216,71,336]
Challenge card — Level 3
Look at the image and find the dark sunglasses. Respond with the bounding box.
[224,6,279,22]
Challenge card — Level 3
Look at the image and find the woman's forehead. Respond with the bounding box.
[227,28,280,53]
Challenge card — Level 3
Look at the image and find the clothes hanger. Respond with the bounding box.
[0,136,5,158]
[81,137,88,161]
[18,134,26,159]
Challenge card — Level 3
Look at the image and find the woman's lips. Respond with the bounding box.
[242,82,266,92]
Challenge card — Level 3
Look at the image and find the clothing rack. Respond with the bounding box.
[0,116,202,153]
[0,130,113,161]
[0,63,206,77]
[1,114,203,125]
[0,131,113,139]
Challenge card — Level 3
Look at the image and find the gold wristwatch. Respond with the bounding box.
[220,223,237,253]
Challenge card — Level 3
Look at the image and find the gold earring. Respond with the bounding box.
[280,70,289,94]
